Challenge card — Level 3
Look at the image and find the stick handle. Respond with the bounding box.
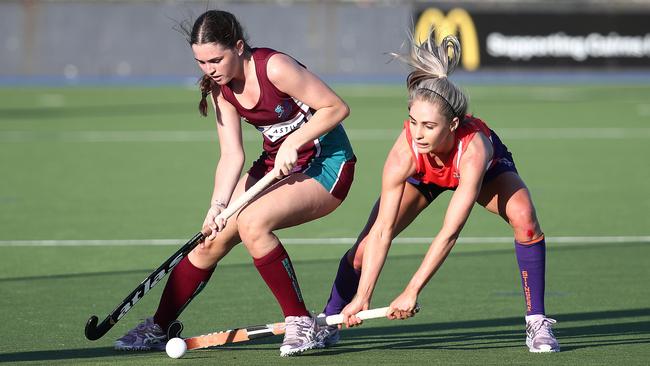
[319,307,389,326]
[317,304,421,326]
[215,172,277,220]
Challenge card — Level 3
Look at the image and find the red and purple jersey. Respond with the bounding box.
[404,115,499,188]
[219,48,317,169]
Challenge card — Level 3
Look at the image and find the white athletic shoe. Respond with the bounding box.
[526,316,560,353]
[280,315,318,357]
[114,317,167,351]
[314,313,340,348]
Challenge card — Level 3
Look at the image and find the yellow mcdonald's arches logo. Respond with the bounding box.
[414,8,480,71]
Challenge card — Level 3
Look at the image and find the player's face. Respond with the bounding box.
[192,41,243,85]
[408,98,458,155]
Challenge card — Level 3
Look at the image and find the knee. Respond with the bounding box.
[193,236,217,255]
[237,211,269,249]
[350,241,366,270]
[508,205,540,239]
[189,237,223,266]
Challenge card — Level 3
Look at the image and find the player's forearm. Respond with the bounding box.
[405,233,458,294]
[404,182,477,293]
[283,103,349,149]
[211,153,245,205]
[355,227,393,302]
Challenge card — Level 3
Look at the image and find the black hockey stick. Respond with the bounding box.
[84,232,205,340]
[84,172,278,341]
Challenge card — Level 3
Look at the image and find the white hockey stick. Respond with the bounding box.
[215,172,277,221]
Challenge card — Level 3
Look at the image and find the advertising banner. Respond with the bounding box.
[414,7,650,70]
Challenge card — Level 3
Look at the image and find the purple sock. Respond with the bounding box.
[515,236,546,316]
[323,253,361,316]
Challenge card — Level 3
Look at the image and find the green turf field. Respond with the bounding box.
[1,84,649,365]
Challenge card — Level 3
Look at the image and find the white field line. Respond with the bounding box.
[1,128,650,143]
[1,236,649,247]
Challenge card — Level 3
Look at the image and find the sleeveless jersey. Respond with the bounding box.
[404,115,497,188]
[219,48,316,166]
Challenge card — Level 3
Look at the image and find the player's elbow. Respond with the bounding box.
[220,150,245,167]
[438,229,461,249]
[335,99,350,121]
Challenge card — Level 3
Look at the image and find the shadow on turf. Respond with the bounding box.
[229,308,650,355]
[1,309,648,361]
[0,347,155,362]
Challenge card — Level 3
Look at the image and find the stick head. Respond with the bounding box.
[167,320,184,339]
[84,315,101,340]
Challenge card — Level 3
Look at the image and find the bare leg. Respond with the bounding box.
[236,173,341,317]
[188,173,258,269]
[477,171,542,242]
[477,171,547,316]
[153,174,258,330]
[237,173,341,258]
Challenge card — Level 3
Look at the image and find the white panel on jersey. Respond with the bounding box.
[255,99,313,142]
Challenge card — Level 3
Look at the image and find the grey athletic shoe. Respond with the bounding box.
[315,325,340,348]
[526,316,560,353]
[114,317,167,351]
[280,315,317,357]
[314,313,340,348]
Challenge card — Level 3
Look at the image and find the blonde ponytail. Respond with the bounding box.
[391,29,468,120]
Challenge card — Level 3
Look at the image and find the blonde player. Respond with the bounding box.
[318,31,559,353]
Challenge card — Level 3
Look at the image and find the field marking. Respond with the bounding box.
[1,128,650,143]
[1,236,649,247]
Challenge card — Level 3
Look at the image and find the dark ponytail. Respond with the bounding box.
[198,75,213,117]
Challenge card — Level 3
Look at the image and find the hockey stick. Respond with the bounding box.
[84,172,278,341]
[179,306,418,351]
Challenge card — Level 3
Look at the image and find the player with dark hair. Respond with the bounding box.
[115,10,356,357]
[316,31,560,353]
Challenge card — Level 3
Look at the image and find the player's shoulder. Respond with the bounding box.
[252,47,278,59]
[460,126,493,169]
[265,52,303,80]
[463,114,488,125]
[384,130,415,180]
[461,115,491,135]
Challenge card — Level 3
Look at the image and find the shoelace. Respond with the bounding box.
[284,319,299,340]
[321,325,337,336]
[285,317,311,340]
[133,318,161,337]
[530,317,557,337]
